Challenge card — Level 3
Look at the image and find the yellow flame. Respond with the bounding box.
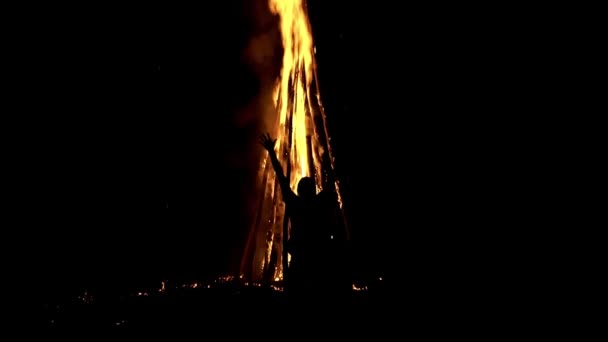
[269,0,315,191]
[241,0,347,282]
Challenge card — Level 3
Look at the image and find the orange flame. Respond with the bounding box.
[242,0,346,282]
[269,0,317,191]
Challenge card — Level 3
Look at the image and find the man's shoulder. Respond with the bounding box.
[317,189,337,201]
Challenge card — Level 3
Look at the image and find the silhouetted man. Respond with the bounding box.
[259,132,349,304]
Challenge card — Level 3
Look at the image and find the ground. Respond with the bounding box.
[38,278,391,333]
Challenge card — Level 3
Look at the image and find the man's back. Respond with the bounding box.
[258,133,349,298]
[285,193,329,259]
[286,190,349,287]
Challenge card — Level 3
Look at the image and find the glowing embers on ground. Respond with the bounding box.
[70,275,370,309]
[127,275,286,298]
[131,275,366,295]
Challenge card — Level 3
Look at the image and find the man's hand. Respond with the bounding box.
[259,132,277,152]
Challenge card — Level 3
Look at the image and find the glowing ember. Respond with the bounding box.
[352,284,368,292]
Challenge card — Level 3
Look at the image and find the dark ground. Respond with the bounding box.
[37,277,540,334]
[39,281,391,333]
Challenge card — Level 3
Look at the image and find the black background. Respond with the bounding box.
[9,1,574,304]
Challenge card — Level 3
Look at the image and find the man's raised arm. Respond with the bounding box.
[259,132,296,201]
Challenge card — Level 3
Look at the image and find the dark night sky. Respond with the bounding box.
[15,1,570,301]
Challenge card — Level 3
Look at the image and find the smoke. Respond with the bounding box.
[234,0,283,225]
[240,0,282,132]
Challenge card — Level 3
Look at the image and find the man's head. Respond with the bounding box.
[297,177,316,198]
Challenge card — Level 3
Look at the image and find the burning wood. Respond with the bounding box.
[240,0,347,283]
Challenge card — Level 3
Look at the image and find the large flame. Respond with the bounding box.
[270,0,316,190]
[241,0,345,283]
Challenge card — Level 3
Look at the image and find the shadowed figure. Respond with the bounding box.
[259,132,350,305]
